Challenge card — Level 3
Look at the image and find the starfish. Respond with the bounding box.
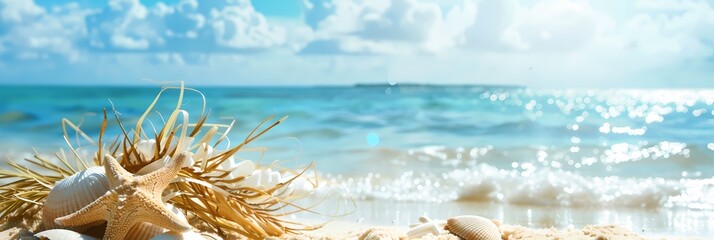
[55,153,192,240]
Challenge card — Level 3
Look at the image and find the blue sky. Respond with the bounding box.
[0,0,713,87]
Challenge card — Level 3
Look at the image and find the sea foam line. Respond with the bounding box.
[321,163,714,210]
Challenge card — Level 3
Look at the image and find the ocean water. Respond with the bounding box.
[1,85,713,237]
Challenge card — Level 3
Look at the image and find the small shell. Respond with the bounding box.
[444,215,501,240]
[407,217,446,238]
[203,158,255,180]
[43,167,110,230]
[193,143,214,164]
[150,231,206,240]
[135,139,157,160]
[238,169,280,189]
[125,204,188,240]
[35,229,97,240]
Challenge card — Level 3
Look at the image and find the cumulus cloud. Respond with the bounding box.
[0,0,287,64]
[301,0,477,54]
[496,0,614,52]
[624,0,714,59]
[1,0,714,87]
[0,1,91,61]
[87,0,286,52]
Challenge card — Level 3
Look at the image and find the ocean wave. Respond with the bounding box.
[322,163,714,210]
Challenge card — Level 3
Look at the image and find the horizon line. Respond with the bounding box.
[3,82,714,90]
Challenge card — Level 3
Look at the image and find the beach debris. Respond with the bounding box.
[42,166,110,231]
[406,216,446,238]
[34,229,98,240]
[444,215,500,240]
[55,154,192,240]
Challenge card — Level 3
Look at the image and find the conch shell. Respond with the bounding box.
[42,166,110,230]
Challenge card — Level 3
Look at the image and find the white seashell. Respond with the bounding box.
[136,155,171,175]
[43,166,110,230]
[194,143,256,182]
[135,139,157,160]
[125,204,188,240]
[444,215,501,240]
[263,169,282,187]
[35,229,97,240]
[280,172,317,197]
[226,160,255,178]
[235,168,282,188]
[193,144,213,164]
[150,230,206,240]
[174,136,194,154]
[222,160,254,187]
[407,216,446,238]
[205,159,255,181]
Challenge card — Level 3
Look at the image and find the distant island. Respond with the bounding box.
[354,83,525,89]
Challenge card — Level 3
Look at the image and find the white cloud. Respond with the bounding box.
[210,2,286,49]
[460,0,518,51]
[0,0,714,87]
[0,1,90,61]
[490,0,614,52]
[0,0,44,23]
[623,0,714,59]
[87,0,286,52]
[301,0,477,54]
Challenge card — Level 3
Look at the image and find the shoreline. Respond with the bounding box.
[290,199,711,238]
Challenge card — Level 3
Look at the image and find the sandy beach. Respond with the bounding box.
[273,220,702,240]
[1,214,702,240]
[0,196,703,239]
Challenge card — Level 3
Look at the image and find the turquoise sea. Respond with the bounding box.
[1,85,713,237]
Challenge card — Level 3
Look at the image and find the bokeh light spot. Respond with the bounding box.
[366,132,380,147]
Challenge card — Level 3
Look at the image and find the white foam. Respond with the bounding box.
[324,163,714,210]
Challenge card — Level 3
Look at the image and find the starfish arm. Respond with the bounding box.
[103,211,136,240]
[140,196,192,232]
[104,154,133,186]
[55,191,113,227]
[138,153,187,195]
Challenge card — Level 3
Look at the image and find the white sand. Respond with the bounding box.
[1,221,702,240]
[266,220,703,240]
[1,210,703,240]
